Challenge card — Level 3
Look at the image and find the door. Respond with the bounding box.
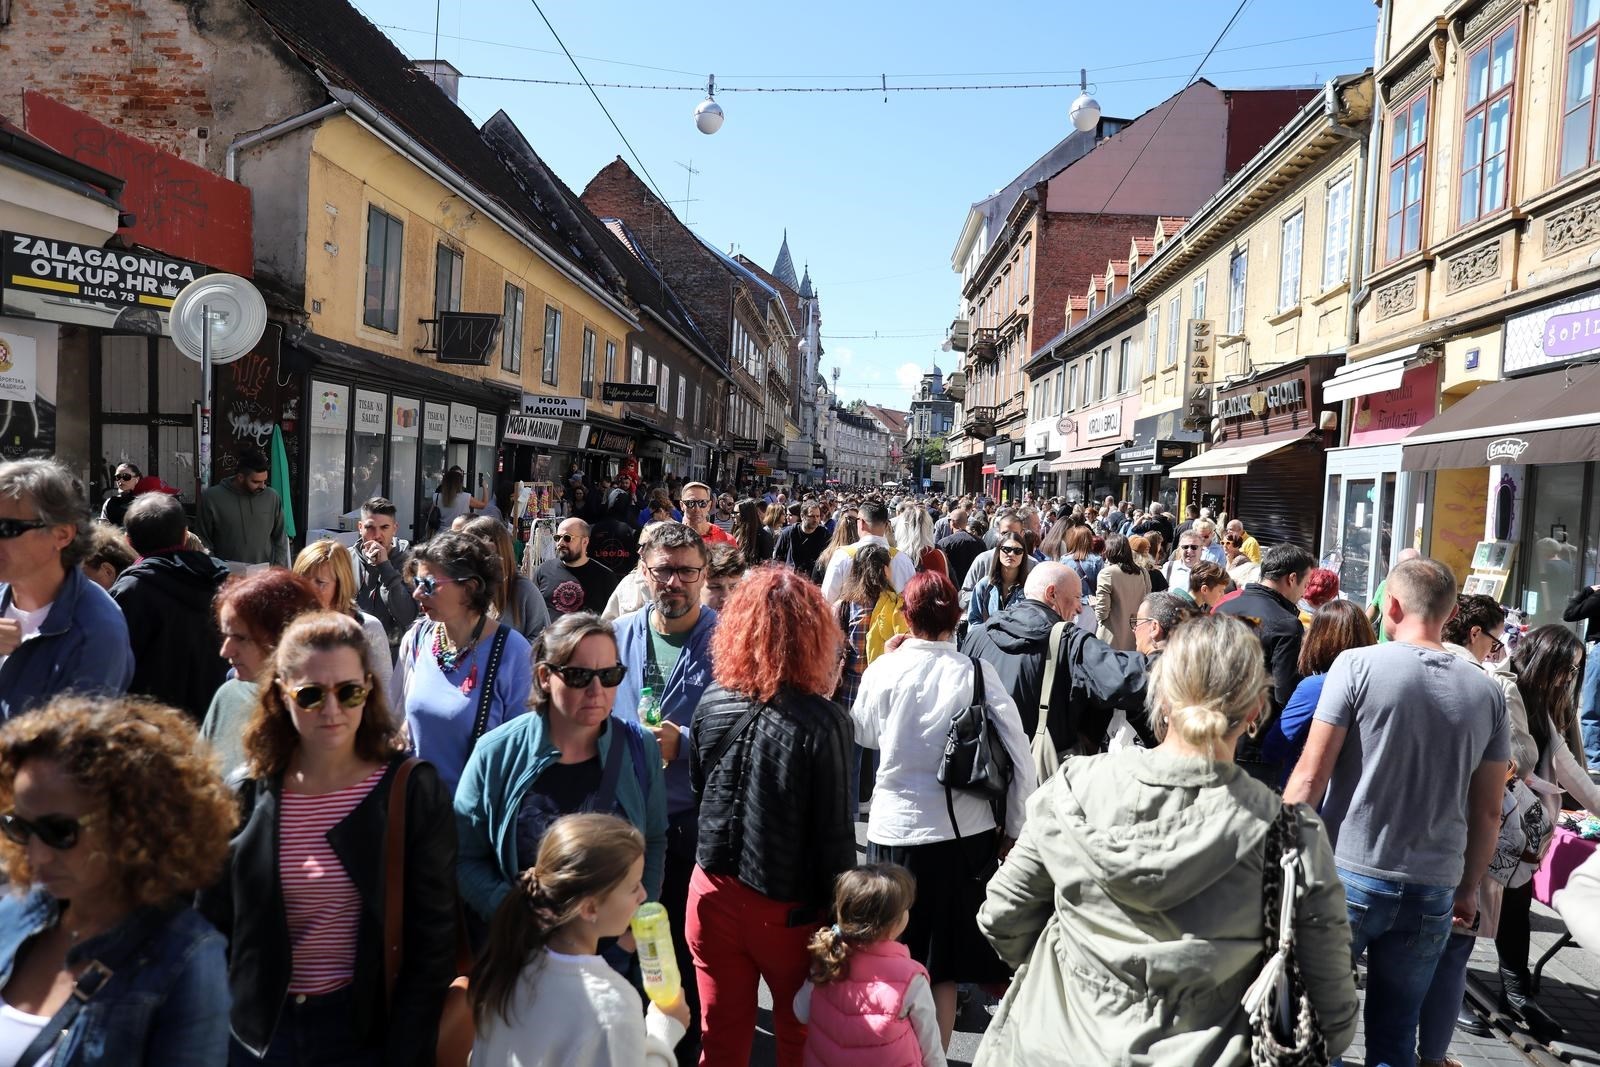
[92,335,201,507]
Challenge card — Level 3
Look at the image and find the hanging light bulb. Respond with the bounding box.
[695,74,724,135]
[1069,67,1101,133]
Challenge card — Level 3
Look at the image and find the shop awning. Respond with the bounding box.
[1401,363,1600,471]
[1165,433,1317,478]
[1322,344,1435,403]
[935,461,961,472]
[1050,445,1118,473]
[1001,459,1040,477]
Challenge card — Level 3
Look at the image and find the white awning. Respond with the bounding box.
[1165,435,1314,478]
[1322,344,1432,404]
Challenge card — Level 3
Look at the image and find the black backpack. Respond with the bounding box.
[936,655,1014,836]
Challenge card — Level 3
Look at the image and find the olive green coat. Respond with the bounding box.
[974,748,1359,1066]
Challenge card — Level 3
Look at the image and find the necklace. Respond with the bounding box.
[432,615,486,680]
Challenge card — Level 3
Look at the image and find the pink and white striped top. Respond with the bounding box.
[280,766,386,995]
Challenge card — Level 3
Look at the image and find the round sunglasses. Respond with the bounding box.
[1,810,101,851]
[286,680,371,710]
[543,662,628,689]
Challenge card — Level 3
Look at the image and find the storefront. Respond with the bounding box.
[1114,410,1205,512]
[1319,355,1440,604]
[1166,355,1340,550]
[982,436,1015,502]
[1049,394,1140,505]
[289,332,515,543]
[1401,292,1600,629]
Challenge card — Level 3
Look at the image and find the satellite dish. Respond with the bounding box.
[170,273,267,365]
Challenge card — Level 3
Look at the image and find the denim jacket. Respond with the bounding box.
[0,567,134,721]
[0,888,229,1066]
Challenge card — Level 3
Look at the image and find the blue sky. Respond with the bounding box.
[356,0,1376,410]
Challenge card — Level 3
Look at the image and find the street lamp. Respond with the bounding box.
[1069,69,1102,133]
[695,75,724,134]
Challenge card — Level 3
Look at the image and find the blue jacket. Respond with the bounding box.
[0,567,134,721]
[611,606,718,816]
[0,889,228,1066]
[454,714,668,920]
[1263,672,1326,785]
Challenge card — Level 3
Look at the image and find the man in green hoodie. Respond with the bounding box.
[195,445,286,566]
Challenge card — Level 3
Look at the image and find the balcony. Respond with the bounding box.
[963,405,996,438]
[968,327,998,364]
[948,317,970,352]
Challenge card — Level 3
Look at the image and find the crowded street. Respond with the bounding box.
[3,0,1600,1065]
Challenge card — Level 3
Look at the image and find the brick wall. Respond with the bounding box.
[1031,212,1160,356]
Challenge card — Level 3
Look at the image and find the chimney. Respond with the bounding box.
[415,60,462,103]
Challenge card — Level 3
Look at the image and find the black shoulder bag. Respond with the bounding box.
[465,625,512,752]
[936,655,1014,841]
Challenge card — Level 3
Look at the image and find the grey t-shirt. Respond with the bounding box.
[1314,642,1509,887]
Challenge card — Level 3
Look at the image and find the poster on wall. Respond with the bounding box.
[0,329,53,461]
[354,390,386,435]
[391,397,420,438]
[476,411,497,447]
[448,402,477,440]
[423,404,448,443]
[310,382,350,430]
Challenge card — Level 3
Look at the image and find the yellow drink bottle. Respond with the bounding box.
[630,902,682,1009]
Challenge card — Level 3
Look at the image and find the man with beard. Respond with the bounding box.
[534,517,616,617]
[611,522,718,1065]
[194,445,286,565]
[772,500,830,580]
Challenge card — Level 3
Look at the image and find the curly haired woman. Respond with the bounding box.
[0,695,237,1065]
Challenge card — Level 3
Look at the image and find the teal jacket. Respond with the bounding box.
[454,712,667,921]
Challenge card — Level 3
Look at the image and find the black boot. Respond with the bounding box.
[1498,966,1563,1041]
[1456,998,1491,1037]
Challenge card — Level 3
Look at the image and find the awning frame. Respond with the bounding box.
[1165,433,1316,478]
[1322,343,1438,404]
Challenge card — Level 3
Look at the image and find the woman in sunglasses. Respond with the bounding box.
[967,533,1033,627]
[0,695,236,1066]
[201,612,458,1066]
[453,613,665,938]
[393,532,534,795]
[98,463,143,527]
[293,539,393,698]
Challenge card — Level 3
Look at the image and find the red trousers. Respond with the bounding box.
[685,866,817,1067]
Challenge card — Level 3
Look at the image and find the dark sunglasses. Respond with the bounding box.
[997,544,1025,557]
[1,811,100,851]
[682,499,710,509]
[414,575,460,597]
[544,663,628,688]
[0,519,49,540]
[114,472,137,483]
[287,680,371,710]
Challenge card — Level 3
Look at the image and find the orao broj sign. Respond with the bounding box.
[1,232,209,335]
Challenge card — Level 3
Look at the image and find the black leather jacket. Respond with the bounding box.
[198,757,458,1063]
[690,685,856,911]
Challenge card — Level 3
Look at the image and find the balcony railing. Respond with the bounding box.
[963,405,996,438]
[968,327,998,363]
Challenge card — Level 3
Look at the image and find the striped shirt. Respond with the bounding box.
[280,766,385,995]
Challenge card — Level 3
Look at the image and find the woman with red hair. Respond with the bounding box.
[852,570,1036,1051]
[1297,566,1343,625]
[687,564,856,1067]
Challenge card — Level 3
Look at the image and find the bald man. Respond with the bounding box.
[1368,546,1422,645]
[535,516,617,617]
[962,561,1149,766]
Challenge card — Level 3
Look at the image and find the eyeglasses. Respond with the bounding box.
[647,564,704,584]
[683,499,711,509]
[287,680,371,710]
[1,811,101,851]
[544,662,628,688]
[1485,632,1505,659]
[997,545,1025,557]
[0,518,50,540]
[1130,616,1157,629]
[1179,545,1201,553]
[114,472,137,483]
[414,575,459,597]
[554,534,581,543]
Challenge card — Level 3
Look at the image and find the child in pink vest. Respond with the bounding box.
[793,864,947,1067]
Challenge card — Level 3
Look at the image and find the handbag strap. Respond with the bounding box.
[703,699,765,777]
[467,625,512,747]
[589,720,630,814]
[13,960,116,1067]
[383,757,422,1005]
[1034,622,1069,748]
[943,657,990,846]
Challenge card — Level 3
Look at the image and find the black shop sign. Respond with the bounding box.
[602,381,658,404]
[3,232,207,309]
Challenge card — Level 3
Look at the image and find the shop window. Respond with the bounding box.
[1166,296,1181,367]
[542,306,561,387]
[1564,0,1600,175]
[1227,248,1248,334]
[501,284,524,374]
[1146,304,1160,377]
[433,244,463,318]
[308,381,351,533]
[1323,173,1353,289]
[1278,210,1303,312]
[581,327,596,399]
[1525,462,1588,629]
[390,396,420,533]
[363,206,403,333]
[605,340,617,387]
[1460,23,1517,225]
[1385,91,1429,260]
[351,390,387,510]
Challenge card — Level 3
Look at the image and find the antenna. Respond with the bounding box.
[674,159,701,226]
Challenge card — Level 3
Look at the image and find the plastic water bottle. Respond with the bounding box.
[630,902,682,1009]
[639,686,662,727]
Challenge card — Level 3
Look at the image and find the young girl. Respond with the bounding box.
[470,814,689,1067]
[794,864,947,1067]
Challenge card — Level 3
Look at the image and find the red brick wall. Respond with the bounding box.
[1031,212,1159,357]
[1223,89,1320,177]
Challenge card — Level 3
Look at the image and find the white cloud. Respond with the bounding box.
[833,346,856,367]
[896,362,923,390]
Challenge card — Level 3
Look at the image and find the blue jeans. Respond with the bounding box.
[232,987,382,1066]
[1580,640,1600,769]
[1339,869,1456,1067]
[1417,931,1475,1061]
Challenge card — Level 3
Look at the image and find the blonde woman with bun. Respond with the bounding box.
[971,614,1358,1067]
